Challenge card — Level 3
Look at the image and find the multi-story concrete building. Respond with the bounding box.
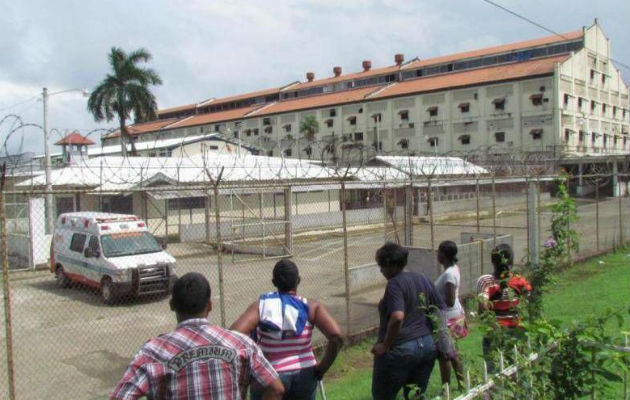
[102,21,629,165]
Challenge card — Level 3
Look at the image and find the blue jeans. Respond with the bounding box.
[251,366,318,400]
[372,335,437,400]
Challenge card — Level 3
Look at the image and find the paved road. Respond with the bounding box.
[0,197,627,399]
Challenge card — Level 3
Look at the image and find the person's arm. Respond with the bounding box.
[110,350,152,400]
[443,282,456,308]
[371,281,404,356]
[246,337,284,400]
[261,378,285,400]
[372,311,404,356]
[230,301,259,334]
[310,301,344,378]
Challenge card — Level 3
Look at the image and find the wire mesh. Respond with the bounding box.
[0,170,627,398]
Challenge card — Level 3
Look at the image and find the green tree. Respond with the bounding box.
[299,115,319,141]
[87,47,162,156]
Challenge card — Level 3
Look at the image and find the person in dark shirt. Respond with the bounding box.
[371,242,447,400]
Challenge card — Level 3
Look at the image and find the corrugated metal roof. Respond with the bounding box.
[373,156,488,176]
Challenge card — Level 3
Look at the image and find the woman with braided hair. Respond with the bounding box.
[477,243,532,373]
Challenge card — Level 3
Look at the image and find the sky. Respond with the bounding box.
[0,0,628,156]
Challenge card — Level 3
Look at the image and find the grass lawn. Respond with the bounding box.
[323,248,630,399]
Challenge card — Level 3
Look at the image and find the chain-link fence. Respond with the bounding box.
[0,170,628,399]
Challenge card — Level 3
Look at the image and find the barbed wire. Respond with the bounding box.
[1,112,627,194]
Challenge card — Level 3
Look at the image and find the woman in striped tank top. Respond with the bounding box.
[231,259,343,400]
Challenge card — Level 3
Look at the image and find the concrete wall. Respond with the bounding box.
[422,192,551,215]
[348,233,513,295]
[180,205,403,243]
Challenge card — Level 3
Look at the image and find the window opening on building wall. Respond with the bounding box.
[459,135,471,145]
[530,129,543,140]
[492,98,505,111]
[427,137,438,147]
[495,132,505,143]
[427,106,438,117]
[458,102,470,113]
[399,110,409,121]
[530,94,543,106]
[348,116,357,126]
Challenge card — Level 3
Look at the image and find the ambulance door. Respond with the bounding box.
[85,235,105,284]
[67,232,87,280]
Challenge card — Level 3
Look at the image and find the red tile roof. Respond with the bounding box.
[166,106,264,129]
[287,30,582,91]
[250,86,385,116]
[370,55,569,100]
[103,117,180,139]
[156,87,283,117]
[157,103,198,116]
[403,30,582,70]
[55,131,95,145]
[117,30,581,139]
[288,64,405,91]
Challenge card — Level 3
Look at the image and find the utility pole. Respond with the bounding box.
[42,87,54,235]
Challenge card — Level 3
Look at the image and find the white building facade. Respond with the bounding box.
[101,22,629,163]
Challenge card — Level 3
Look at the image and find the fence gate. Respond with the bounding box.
[221,187,291,261]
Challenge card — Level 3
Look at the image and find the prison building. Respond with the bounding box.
[100,21,628,164]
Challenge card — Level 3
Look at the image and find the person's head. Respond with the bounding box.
[272,258,300,292]
[437,240,458,267]
[491,243,514,279]
[170,273,212,322]
[375,242,408,280]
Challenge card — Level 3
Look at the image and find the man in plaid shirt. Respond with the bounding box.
[112,273,284,400]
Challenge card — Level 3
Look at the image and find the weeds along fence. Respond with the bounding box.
[0,170,629,399]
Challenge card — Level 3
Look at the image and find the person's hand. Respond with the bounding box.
[371,343,388,357]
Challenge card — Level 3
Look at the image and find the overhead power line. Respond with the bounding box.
[481,0,629,70]
[0,96,39,113]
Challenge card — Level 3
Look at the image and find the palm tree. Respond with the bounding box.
[87,47,162,156]
[299,115,319,142]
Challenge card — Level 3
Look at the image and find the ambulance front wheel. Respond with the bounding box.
[55,265,70,288]
[101,277,117,305]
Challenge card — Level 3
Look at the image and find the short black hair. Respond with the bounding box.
[171,273,211,315]
[438,240,458,263]
[273,258,300,292]
[375,242,409,270]
[491,243,514,278]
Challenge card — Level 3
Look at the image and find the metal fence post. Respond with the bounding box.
[566,176,572,265]
[537,177,542,262]
[427,177,436,274]
[340,180,351,335]
[596,180,600,252]
[404,183,413,246]
[476,177,481,233]
[213,183,226,327]
[617,177,624,246]
[284,186,293,255]
[0,191,16,400]
[528,180,539,266]
[205,189,211,243]
[204,166,226,327]
[492,174,497,243]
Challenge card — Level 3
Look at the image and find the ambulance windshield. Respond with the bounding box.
[101,232,163,258]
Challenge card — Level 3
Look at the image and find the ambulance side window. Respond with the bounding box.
[88,236,100,252]
[69,233,87,253]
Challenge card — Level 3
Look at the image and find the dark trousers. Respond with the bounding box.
[372,335,437,400]
[252,366,317,400]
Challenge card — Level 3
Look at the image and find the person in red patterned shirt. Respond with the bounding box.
[111,273,284,400]
[477,243,532,374]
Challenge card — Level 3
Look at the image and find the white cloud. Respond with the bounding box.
[0,0,628,156]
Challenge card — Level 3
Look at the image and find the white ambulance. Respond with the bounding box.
[50,212,177,304]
